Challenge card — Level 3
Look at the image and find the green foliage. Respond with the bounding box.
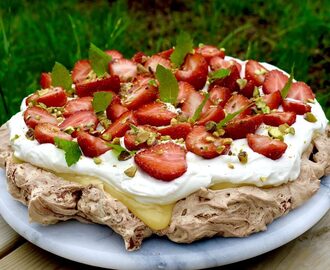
[155,65,179,105]
[0,0,329,125]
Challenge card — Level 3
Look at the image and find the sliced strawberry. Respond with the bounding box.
[77,131,111,157]
[135,102,177,126]
[185,126,229,159]
[144,55,171,73]
[24,107,58,129]
[196,105,225,126]
[40,72,52,88]
[224,94,252,118]
[35,123,72,144]
[175,53,208,90]
[72,60,92,83]
[262,70,288,94]
[75,76,120,97]
[30,87,67,107]
[262,90,282,110]
[196,45,225,63]
[181,90,210,118]
[247,133,287,160]
[109,59,137,82]
[239,79,256,98]
[177,81,195,104]
[124,125,159,151]
[121,81,158,110]
[134,142,187,181]
[131,52,148,64]
[282,99,311,115]
[245,60,268,86]
[59,111,98,135]
[157,48,174,59]
[224,114,263,139]
[25,93,38,106]
[211,64,241,92]
[102,111,137,139]
[158,122,192,139]
[209,85,231,107]
[106,97,129,121]
[63,97,93,117]
[105,50,123,60]
[287,82,315,102]
[263,112,296,126]
[209,57,241,73]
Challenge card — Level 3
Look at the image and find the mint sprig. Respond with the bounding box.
[281,64,295,98]
[191,93,210,122]
[92,91,113,113]
[155,65,179,105]
[89,43,112,77]
[209,68,231,83]
[170,32,194,67]
[51,62,73,91]
[217,104,252,129]
[107,143,136,161]
[54,137,82,167]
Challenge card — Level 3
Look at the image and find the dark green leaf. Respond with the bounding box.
[51,62,73,91]
[191,93,210,122]
[170,32,194,67]
[92,91,113,113]
[281,64,295,98]
[155,65,179,105]
[209,68,231,83]
[54,137,82,167]
[89,43,112,77]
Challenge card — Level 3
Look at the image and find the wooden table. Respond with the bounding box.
[0,211,329,270]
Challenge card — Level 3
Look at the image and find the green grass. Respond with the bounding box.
[0,0,329,125]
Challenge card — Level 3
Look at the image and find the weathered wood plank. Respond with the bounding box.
[0,216,24,259]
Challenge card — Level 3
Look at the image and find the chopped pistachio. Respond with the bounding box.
[93,157,102,165]
[176,114,188,122]
[112,137,121,144]
[101,133,112,141]
[37,89,49,96]
[118,151,132,161]
[260,176,267,182]
[254,69,267,75]
[170,118,178,125]
[10,134,20,142]
[148,79,158,87]
[205,121,217,132]
[64,126,75,135]
[25,128,35,140]
[238,150,248,164]
[222,138,233,145]
[216,145,226,154]
[307,98,315,104]
[268,127,284,141]
[205,136,215,142]
[254,97,270,114]
[35,115,41,120]
[227,163,235,169]
[236,78,247,90]
[253,86,260,98]
[160,135,171,141]
[304,112,317,123]
[124,166,137,177]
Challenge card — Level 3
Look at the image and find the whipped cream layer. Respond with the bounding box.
[9,59,328,205]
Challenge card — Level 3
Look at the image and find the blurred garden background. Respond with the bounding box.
[0,0,329,125]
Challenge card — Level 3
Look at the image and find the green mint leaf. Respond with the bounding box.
[89,43,112,77]
[170,32,194,67]
[51,62,73,91]
[209,68,231,83]
[191,93,210,122]
[107,143,136,161]
[155,65,179,105]
[217,104,252,129]
[54,137,82,167]
[281,64,295,98]
[92,91,113,113]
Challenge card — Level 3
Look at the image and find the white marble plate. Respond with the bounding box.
[0,168,329,270]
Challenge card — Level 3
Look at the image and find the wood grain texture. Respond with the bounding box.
[0,216,23,259]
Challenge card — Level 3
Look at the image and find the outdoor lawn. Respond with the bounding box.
[0,0,329,125]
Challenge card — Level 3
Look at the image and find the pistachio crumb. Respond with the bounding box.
[238,151,248,164]
[11,134,20,142]
[304,112,317,123]
[102,133,112,141]
[236,78,247,90]
[124,166,137,178]
[93,157,102,165]
[205,121,217,132]
[227,163,235,169]
[260,176,267,182]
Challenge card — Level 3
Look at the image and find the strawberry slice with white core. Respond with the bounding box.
[76,76,121,97]
[59,110,98,135]
[224,114,263,139]
[262,70,288,94]
[124,125,159,151]
[63,97,93,117]
[102,111,137,139]
[177,81,196,104]
[131,51,147,64]
[72,60,92,83]
[247,133,287,160]
[262,90,282,110]
[245,60,268,86]
[144,55,171,73]
[185,126,230,159]
[40,72,52,88]
[135,102,177,126]
[287,82,315,102]
[209,85,231,107]
[105,50,123,60]
[211,64,241,92]
[175,53,208,90]
[181,89,210,118]
[157,48,174,59]
[106,96,129,121]
[196,45,225,63]
[35,123,72,144]
[24,107,58,129]
[282,99,311,115]
[224,94,252,118]
[263,112,296,126]
[196,105,225,126]
[109,59,138,82]
[209,57,241,73]
[134,142,187,181]
[158,122,192,139]
[32,87,67,107]
[77,131,111,157]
